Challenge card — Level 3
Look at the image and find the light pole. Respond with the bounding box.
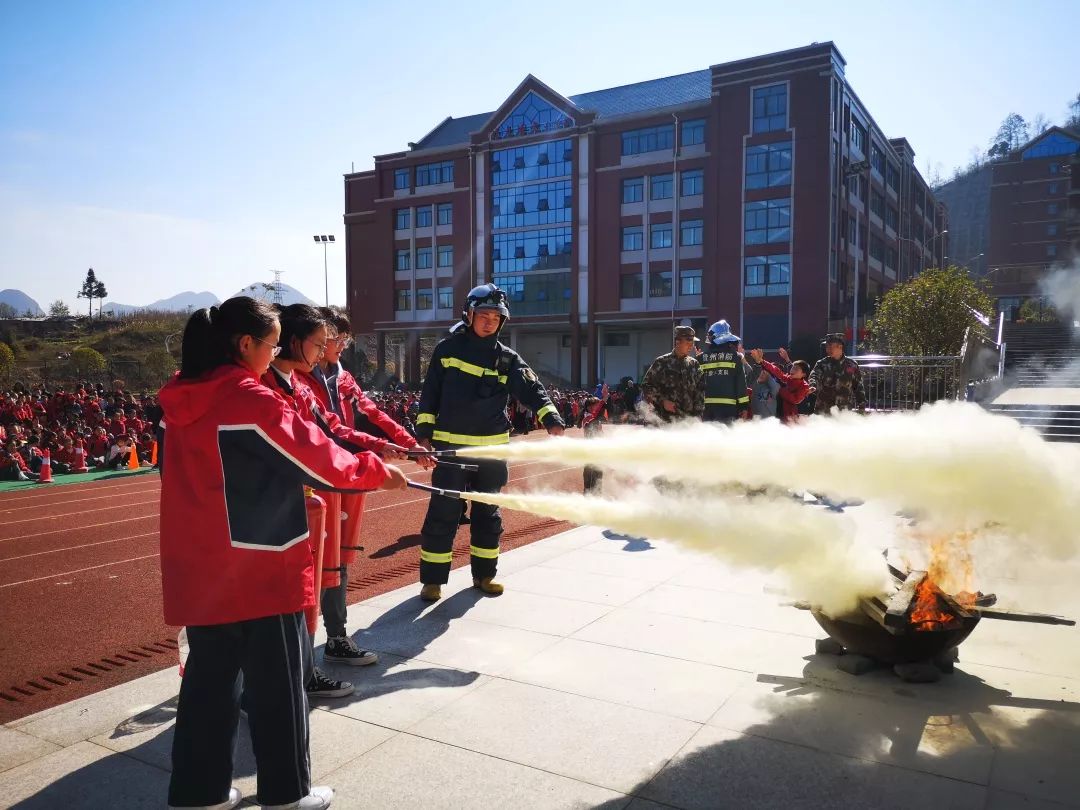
[312,234,336,306]
[897,229,948,273]
[946,252,984,273]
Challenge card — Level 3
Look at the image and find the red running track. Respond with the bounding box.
[0,431,582,723]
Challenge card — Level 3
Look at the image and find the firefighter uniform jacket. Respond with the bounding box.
[157,363,389,627]
[699,345,750,411]
[416,329,564,447]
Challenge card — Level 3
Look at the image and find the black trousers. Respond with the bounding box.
[420,457,508,585]
[703,404,739,425]
[169,611,313,808]
[321,568,348,639]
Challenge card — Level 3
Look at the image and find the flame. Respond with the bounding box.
[909,578,962,632]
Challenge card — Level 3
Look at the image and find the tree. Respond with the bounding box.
[1067,92,1080,133]
[143,349,177,387]
[77,268,99,318]
[987,113,1030,160]
[0,302,17,319]
[48,300,70,318]
[867,265,995,356]
[1031,113,1052,135]
[69,346,107,378]
[0,342,14,383]
[1018,299,1058,323]
[93,280,108,318]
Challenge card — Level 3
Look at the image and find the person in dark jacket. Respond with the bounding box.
[699,320,750,424]
[159,297,406,810]
[808,333,866,414]
[414,284,564,602]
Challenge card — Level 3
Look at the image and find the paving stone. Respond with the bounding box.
[0,726,60,774]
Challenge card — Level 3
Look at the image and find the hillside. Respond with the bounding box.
[0,289,44,317]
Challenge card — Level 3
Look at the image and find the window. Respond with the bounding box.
[850,119,867,154]
[605,332,631,347]
[886,246,898,271]
[622,177,644,203]
[1049,162,1060,174]
[744,198,791,244]
[394,168,410,190]
[437,245,453,267]
[1047,245,1058,257]
[681,119,705,147]
[1048,182,1059,195]
[870,190,885,219]
[416,160,453,186]
[416,288,433,310]
[622,124,674,156]
[680,219,703,246]
[1048,223,1059,236]
[752,84,787,133]
[649,270,672,297]
[651,223,673,249]
[680,269,702,296]
[395,249,410,271]
[491,180,572,229]
[651,173,673,200]
[394,208,411,230]
[416,247,432,269]
[744,254,791,297]
[886,162,900,191]
[437,203,453,226]
[621,226,643,251]
[848,216,858,246]
[870,235,884,262]
[438,287,453,309]
[491,227,572,274]
[1048,203,1059,215]
[491,139,572,186]
[395,289,410,311]
[416,206,433,228]
[619,274,643,298]
[885,205,899,231]
[870,143,886,175]
[681,169,703,196]
[491,272,571,315]
[745,142,792,188]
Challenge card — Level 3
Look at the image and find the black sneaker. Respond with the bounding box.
[324,636,378,666]
[305,667,354,698]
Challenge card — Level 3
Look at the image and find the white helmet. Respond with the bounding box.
[706,319,740,345]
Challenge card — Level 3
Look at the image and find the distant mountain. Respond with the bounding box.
[101,291,220,316]
[0,289,44,317]
[230,282,318,307]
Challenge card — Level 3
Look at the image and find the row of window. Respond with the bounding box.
[395,161,454,190]
[493,272,572,316]
[621,220,703,251]
[395,245,454,271]
[394,203,453,230]
[492,227,573,275]
[491,180,572,229]
[621,119,705,156]
[619,269,702,299]
[395,286,455,312]
[621,170,703,203]
[490,139,574,187]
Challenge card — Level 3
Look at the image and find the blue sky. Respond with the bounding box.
[1,0,1077,311]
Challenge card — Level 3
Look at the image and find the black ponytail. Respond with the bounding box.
[179,296,279,379]
[277,304,327,361]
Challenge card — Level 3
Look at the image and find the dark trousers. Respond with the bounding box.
[703,404,739,425]
[583,465,603,494]
[321,568,348,639]
[169,611,313,808]
[420,457,508,585]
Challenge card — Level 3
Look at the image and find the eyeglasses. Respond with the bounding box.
[254,336,283,357]
[306,338,328,357]
[333,336,353,348]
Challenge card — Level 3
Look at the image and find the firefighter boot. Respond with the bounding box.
[473,577,504,596]
[420,584,442,602]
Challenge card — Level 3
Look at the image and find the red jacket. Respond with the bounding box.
[335,367,418,448]
[760,360,811,424]
[157,363,389,627]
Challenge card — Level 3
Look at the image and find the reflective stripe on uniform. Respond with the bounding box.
[416,413,436,425]
[737,396,750,405]
[420,549,453,564]
[535,403,558,421]
[469,545,499,560]
[699,361,736,371]
[431,430,510,446]
[704,397,739,405]
[441,357,508,384]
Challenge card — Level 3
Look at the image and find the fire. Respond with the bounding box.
[909,578,962,632]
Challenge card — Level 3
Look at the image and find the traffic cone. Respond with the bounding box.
[128,446,140,470]
[150,441,158,467]
[38,450,54,484]
[72,439,89,472]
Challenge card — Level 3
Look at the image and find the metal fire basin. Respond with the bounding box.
[811,608,981,665]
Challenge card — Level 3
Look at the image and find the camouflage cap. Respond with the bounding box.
[674,326,700,342]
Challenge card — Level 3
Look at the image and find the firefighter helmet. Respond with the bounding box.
[462,284,510,321]
[706,319,740,345]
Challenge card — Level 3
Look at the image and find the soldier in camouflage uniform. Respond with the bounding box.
[808,333,866,414]
[641,326,704,422]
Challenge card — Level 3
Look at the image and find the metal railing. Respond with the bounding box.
[850,354,963,411]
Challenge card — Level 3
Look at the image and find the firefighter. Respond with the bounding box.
[700,320,750,424]
[415,284,565,602]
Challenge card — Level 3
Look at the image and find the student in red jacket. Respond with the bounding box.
[159,297,407,810]
[301,310,434,670]
[749,349,812,424]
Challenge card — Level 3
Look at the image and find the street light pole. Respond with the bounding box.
[312,234,336,306]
